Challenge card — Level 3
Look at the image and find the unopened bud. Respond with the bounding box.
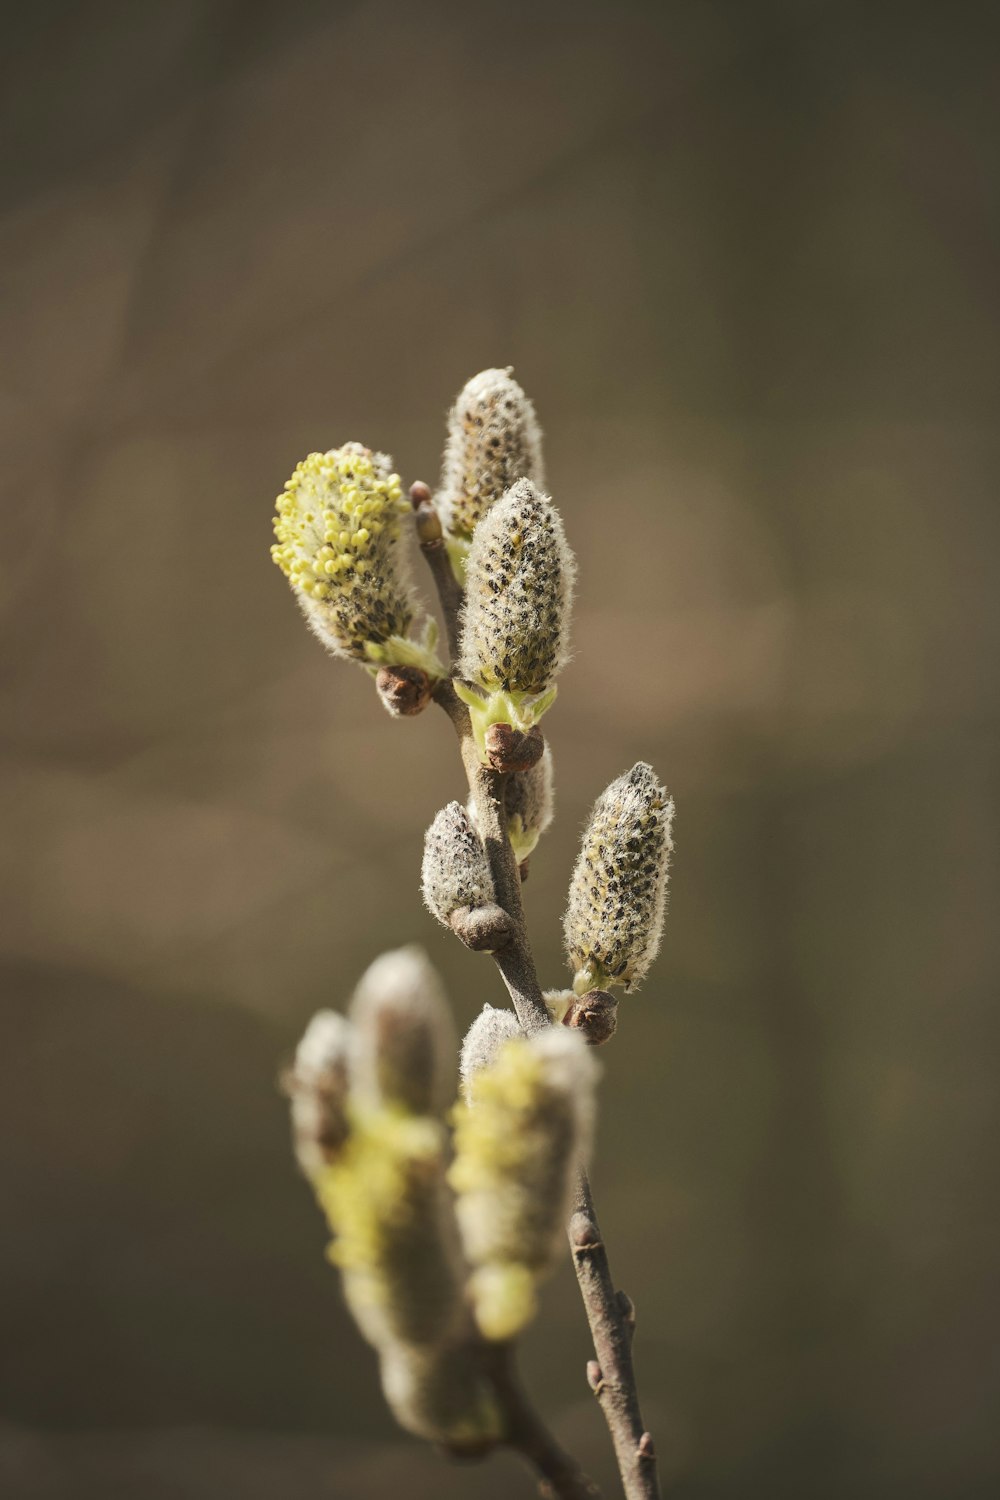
[422,804,512,955]
[375,664,433,717]
[456,481,575,762]
[504,745,555,860]
[564,763,674,994]
[563,989,618,1047]
[438,367,544,578]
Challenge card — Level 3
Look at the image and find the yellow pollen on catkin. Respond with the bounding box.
[270,445,413,661]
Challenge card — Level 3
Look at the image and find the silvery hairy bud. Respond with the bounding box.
[285,1010,353,1177]
[421,803,514,952]
[437,367,544,581]
[563,763,674,995]
[456,480,575,769]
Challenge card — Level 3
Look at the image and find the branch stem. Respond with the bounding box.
[417,500,662,1500]
[490,1344,601,1500]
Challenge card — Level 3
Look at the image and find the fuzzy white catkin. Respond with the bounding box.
[349,947,455,1117]
[289,1010,353,1176]
[563,762,674,993]
[459,1005,523,1097]
[438,368,544,542]
[421,803,495,925]
[271,444,414,660]
[458,480,575,697]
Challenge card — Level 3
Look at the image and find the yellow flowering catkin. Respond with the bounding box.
[270,442,440,675]
[438,367,544,569]
[449,1029,597,1342]
[563,762,674,995]
[296,952,465,1352]
[316,1107,465,1351]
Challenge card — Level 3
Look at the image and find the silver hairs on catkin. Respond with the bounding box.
[459,479,575,700]
[438,368,544,552]
[421,803,495,925]
[563,762,674,995]
[459,1004,523,1098]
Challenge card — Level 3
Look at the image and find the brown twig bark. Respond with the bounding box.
[416,493,662,1500]
[487,1344,601,1500]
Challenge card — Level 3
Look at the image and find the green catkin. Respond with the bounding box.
[563,762,674,995]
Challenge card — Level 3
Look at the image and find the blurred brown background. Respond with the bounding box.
[2,1,998,1496]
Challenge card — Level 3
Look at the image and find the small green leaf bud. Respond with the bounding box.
[378,1339,502,1453]
[349,947,455,1118]
[438,367,544,579]
[456,480,575,763]
[449,1029,597,1341]
[563,763,674,995]
[286,1009,353,1176]
[270,442,444,687]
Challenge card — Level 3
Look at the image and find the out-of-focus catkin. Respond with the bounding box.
[438,368,543,576]
[349,946,454,1118]
[270,442,442,691]
[456,480,575,760]
[563,763,674,995]
[379,1339,502,1452]
[291,951,465,1356]
[449,1029,597,1341]
[459,1004,523,1098]
[287,1010,353,1177]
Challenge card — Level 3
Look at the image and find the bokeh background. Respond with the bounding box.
[2,2,998,1496]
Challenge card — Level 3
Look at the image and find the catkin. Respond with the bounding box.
[438,368,544,546]
[563,762,674,994]
[421,803,496,927]
[449,1028,597,1341]
[349,947,455,1119]
[459,480,575,698]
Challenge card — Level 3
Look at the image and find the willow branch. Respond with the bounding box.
[416,497,662,1500]
[489,1344,601,1500]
